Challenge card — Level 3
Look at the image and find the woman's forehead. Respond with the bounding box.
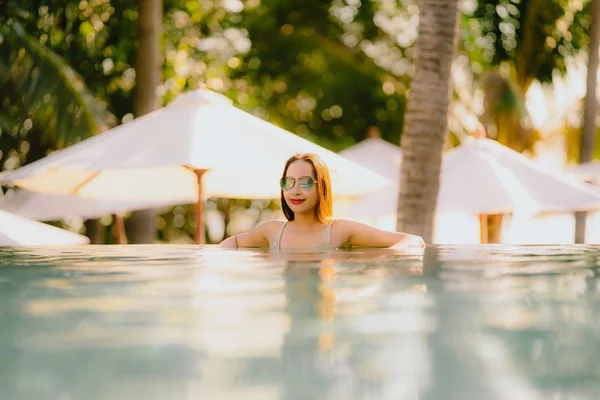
[286,160,315,177]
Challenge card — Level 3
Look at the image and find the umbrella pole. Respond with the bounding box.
[479,214,488,244]
[113,214,128,244]
[194,169,208,244]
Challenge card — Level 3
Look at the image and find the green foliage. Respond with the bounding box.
[462,0,591,88]
[158,0,415,150]
[0,2,116,169]
[459,0,591,154]
[238,0,412,149]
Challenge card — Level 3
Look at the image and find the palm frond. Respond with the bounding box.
[0,21,116,148]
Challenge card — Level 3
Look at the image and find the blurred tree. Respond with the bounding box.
[479,70,539,153]
[464,0,591,91]
[396,0,461,243]
[205,0,411,150]
[126,0,163,244]
[0,1,115,159]
[574,0,599,243]
[462,0,592,153]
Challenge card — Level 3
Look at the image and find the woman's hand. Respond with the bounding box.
[391,234,426,249]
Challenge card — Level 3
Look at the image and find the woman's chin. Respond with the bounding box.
[289,206,312,214]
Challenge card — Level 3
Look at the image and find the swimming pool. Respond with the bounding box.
[1,245,599,399]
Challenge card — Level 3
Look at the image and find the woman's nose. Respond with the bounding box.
[291,181,301,193]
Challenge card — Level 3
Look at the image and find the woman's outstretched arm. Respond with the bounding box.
[337,219,425,249]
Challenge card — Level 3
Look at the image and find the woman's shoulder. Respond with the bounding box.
[327,218,363,230]
[255,219,288,237]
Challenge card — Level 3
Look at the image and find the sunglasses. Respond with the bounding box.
[280,176,317,191]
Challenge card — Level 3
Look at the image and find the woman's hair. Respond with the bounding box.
[281,153,333,223]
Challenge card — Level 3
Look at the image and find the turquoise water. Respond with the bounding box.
[1,245,599,400]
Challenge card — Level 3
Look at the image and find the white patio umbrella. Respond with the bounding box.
[0,188,194,221]
[339,137,600,243]
[0,189,195,244]
[438,138,600,242]
[338,136,402,179]
[566,161,600,183]
[0,210,89,246]
[337,137,401,220]
[0,89,389,244]
[439,138,600,215]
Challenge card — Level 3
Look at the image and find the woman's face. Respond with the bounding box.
[282,160,319,215]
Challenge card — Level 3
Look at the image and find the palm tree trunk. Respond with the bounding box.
[126,0,163,244]
[575,0,600,244]
[515,0,542,92]
[396,0,461,243]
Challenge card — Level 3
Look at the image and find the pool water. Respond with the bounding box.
[1,245,599,399]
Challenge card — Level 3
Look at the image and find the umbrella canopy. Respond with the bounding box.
[439,138,600,215]
[566,161,600,183]
[0,90,389,243]
[0,189,193,221]
[339,137,600,224]
[0,90,387,200]
[337,137,401,219]
[338,137,402,180]
[0,210,89,246]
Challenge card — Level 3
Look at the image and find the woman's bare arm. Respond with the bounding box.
[218,220,281,248]
[339,219,425,249]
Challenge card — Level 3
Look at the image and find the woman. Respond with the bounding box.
[219,153,425,251]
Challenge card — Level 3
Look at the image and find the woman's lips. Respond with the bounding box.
[290,199,305,205]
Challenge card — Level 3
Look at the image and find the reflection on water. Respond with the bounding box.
[1,245,600,399]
